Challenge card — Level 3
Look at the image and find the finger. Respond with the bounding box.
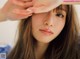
[14,13,32,18]
[12,0,33,8]
[24,2,33,8]
[12,8,33,15]
[12,11,32,20]
[21,0,32,2]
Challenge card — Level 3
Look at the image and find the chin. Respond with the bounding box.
[36,38,54,43]
[32,33,55,43]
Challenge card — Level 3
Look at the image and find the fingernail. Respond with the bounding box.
[26,9,33,13]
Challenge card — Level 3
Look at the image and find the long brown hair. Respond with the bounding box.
[7,5,80,59]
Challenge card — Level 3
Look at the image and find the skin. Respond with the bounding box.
[0,0,67,59]
[0,0,33,21]
[32,8,67,59]
[0,0,63,21]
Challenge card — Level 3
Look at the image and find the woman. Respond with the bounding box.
[0,0,80,59]
[7,5,80,59]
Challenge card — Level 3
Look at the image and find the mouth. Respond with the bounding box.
[39,29,54,35]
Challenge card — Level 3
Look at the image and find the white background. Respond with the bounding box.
[0,0,80,47]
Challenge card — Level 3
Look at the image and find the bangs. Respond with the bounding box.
[54,5,69,13]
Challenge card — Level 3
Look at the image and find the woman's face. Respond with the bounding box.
[32,6,67,43]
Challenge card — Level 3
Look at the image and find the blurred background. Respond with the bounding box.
[0,0,80,47]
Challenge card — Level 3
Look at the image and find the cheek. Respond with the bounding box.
[32,13,48,29]
[32,15,43,36]
[53,19,66,36]
[32,16,42,30]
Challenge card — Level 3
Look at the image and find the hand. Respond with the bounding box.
[29,0,63,13]
[0,0,33,20]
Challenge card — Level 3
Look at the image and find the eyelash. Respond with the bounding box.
[56,13,64,18]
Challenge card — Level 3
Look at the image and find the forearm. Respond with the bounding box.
[0,9,7,22]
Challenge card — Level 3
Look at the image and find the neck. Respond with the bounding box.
[35,42,49,59]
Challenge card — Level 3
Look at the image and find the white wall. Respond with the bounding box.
[74,5,80,24]
[0,0,80,47]
[0,21,19,47]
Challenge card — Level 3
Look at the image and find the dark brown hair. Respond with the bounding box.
[7,5,80,59]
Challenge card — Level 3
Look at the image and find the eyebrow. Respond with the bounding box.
[58,8,67,12]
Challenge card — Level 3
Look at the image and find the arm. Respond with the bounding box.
[0,9,7,22]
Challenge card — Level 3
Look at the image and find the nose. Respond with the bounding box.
[44,10,54,27]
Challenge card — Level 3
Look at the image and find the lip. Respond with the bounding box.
[39,29,54,35]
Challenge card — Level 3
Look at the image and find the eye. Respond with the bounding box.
[56,13,64,18]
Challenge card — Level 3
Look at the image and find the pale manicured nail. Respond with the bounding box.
[26,9,33,13]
